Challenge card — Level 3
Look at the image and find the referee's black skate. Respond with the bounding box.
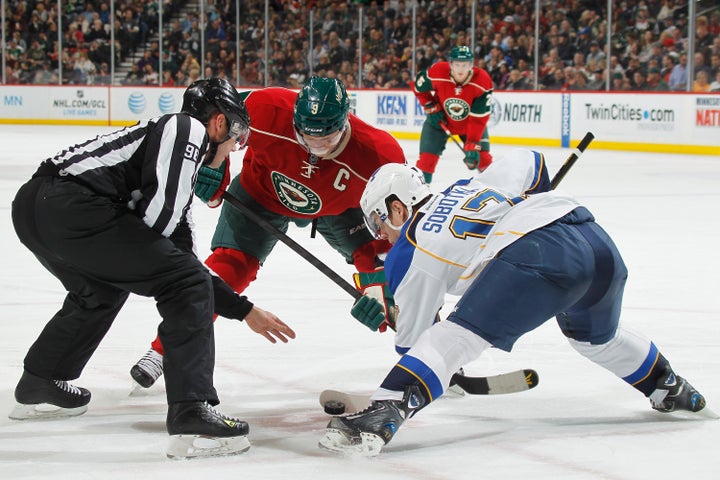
[9,370,91,420]
[166,401,250,459]
[319,385,427,456]
[649,367,706,413]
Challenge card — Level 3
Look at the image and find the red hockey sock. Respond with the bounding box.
[204,247,260,292]
[416,152,440,175]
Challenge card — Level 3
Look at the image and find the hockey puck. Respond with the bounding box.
[323,400,346,415]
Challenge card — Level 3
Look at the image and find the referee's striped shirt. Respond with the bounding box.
[39,114,209,237]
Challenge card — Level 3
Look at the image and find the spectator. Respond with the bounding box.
[95,62,111,84]
[668,53,687,91]
[710,70,720,92]
[84,18,110,44]
[587,69,605,90]
[161,69,175,87]
[26,39,47,67]
[72,49,96,84]
[174,69,188,87]
[543,67,567,90]
[660,53,676,83]
[119,8,141,55]
[556,32,576,65]
[123,64,143,85]
[632,70,650,91]
[34,61,59,84]
[612,71,628,91]
[568,69,590,90]
[586,40,606,67]
[647,67,669,91]
[503,68,529,90]
[18,61,35,84]
[693,70,711,92]
[143,64,159,85]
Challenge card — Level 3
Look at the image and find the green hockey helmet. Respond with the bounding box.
[293,76,350,137]
[449,45,474,62]
[181,77,250,145]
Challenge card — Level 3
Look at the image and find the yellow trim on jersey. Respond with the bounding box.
[396,364,434,402]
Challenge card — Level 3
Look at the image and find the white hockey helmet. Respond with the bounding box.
[360,163,432,238]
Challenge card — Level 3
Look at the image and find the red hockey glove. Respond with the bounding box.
[194,157,231,208]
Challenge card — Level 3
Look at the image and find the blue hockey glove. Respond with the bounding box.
[194,158,230,207]
[353,269,397,332]
[350,295,386,332]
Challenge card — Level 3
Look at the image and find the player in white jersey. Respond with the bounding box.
[320,150,707,456]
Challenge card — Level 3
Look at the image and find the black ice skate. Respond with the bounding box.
[9,370,91,420]
[130,348,164,388]
[649,368,706,413]
[166,401,250,459]
[319,385,427,456]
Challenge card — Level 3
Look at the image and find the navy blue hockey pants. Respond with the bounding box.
[447,207,628,351]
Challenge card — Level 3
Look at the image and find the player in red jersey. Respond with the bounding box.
[411,45,494,183]
[130,77,406,388]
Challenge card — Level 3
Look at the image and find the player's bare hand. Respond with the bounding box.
[244,306,296,343]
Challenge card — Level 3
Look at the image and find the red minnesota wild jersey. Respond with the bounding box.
[412,62,493,143]
[237,88,405,218]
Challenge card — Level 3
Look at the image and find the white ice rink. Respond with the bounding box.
[0,125,718,479]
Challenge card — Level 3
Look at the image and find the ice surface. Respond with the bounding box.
[0,125,718,479]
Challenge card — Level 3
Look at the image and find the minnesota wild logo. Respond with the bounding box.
[444,98,470,121]
[271,171,322,214]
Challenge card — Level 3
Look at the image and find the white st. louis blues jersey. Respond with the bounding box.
[386,149,581,353]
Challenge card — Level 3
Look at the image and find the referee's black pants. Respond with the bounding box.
[12,176,219,405]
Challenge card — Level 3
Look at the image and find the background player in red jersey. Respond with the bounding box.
[130,77,406,388]
[411,45,494,183]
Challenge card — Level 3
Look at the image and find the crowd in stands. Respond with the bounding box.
[3,0,720,92]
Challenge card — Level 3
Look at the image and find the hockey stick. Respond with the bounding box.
[550,132,594,190]
[221,191,362,301]
[320,369,539,413]
[438,121,465,154]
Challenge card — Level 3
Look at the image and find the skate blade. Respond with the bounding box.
[443,383,466,398]
[696,407,720,420]
[670,406,720,421]
[653,405,720,421]
[8,403,88,420]
[128,381,158,397]
[318,428,384,457]
[166,434,250,459]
